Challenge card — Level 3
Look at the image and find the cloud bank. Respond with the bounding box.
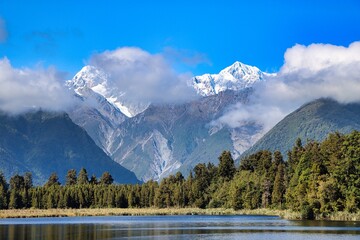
[89,47,197,104]
[0,18,7,43]
[0,58,73,114]
[217,41,360,131]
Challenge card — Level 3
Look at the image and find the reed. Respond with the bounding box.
[0,208,358,221]
[0,208,281,218]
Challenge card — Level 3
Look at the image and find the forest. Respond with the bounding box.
[0,131,359,220]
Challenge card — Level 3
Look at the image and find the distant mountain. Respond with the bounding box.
[66,86,127,155]
[66,62,268,181]
[191,61,268,96]
[68,65,149,117]
[109,90,263,181]
[243,98,360,158]
[69,61,268,117]
[0,111,140,185]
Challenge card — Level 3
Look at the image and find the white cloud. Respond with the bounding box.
[0,18,7,43]
[0,58,73,114]
[281,42,360,73]
[217,41,360,131]
[89,47,197,104]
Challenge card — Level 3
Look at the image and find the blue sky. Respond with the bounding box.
[0,0,360,77]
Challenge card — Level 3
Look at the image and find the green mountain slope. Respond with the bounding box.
[0,111,140,185]
[243,98,360,158]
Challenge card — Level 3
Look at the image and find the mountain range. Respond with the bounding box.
[66,62,266,181]
[3,60,358,184]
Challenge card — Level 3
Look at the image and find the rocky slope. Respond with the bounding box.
[110,90,263,181]
[0,111,140,185]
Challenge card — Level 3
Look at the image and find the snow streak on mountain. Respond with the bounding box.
[66,61,268,181]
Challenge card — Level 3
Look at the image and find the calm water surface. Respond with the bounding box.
[0,215,359,239]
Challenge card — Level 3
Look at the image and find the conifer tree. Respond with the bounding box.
[24,172,33,190]
[0,172,8,209]
[89,174,98,185]
[272,163,286,208]
[66,169,77,186]
[100,172,114,185]
[45,173,60,188]
[218,151,236,181]
[77,168,89,185]
[9,174,25,209]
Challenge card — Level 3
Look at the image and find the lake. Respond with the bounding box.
[0,215,359,239]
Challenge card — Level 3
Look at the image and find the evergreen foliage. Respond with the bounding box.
[77,168,89,185]
[218,151,236,181]
[0,131,359,219]
[66,169,77,186]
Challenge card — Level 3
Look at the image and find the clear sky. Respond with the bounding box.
[1,0,360,77]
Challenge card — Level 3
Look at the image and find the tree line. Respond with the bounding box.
[0,131,359,219]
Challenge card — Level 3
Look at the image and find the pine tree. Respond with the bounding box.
[24,172,33,190]
[77,168,89,185]
[45,173,60,188]
[218,151,236,181]
[0,172,8,209]
[89,175,98,185]
[100,172,114,185]
[9,174,25,209]
[272,163,286,208]
[66,169,77,186]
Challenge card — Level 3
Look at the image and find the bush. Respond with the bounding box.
[301,203,315,220]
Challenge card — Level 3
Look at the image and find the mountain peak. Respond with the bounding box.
[69,65,108,91]
[68,65,148,117]
[191,61,265,96]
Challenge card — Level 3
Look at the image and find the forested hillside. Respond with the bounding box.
[244,98,360,157]
[0,131,359,219]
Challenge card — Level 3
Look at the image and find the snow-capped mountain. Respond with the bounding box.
[66,61,267,181]
[192,61,266,96]
[68,65,149,117]
[68,61,268,117]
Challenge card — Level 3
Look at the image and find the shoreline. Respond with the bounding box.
[0,208,359,221]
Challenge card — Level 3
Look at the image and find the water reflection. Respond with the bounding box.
[0,215,359,240]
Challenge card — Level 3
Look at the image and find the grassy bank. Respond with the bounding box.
[0,208,289,219]
[0,208,358,221]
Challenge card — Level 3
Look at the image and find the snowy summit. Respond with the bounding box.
[67,65,148,117]
[191,61,266,96]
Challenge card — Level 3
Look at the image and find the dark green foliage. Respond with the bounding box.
[218,151,236,181]
[89,175,98,185]
[272,163,286,208]
[0,172,8,209]
[77,168,89,185]
[45,173,60,188]
[0,131,359,216]
[301,202,315,220]
[66,169,77,186]
[8,174,25,209]
[100,172,114,185]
